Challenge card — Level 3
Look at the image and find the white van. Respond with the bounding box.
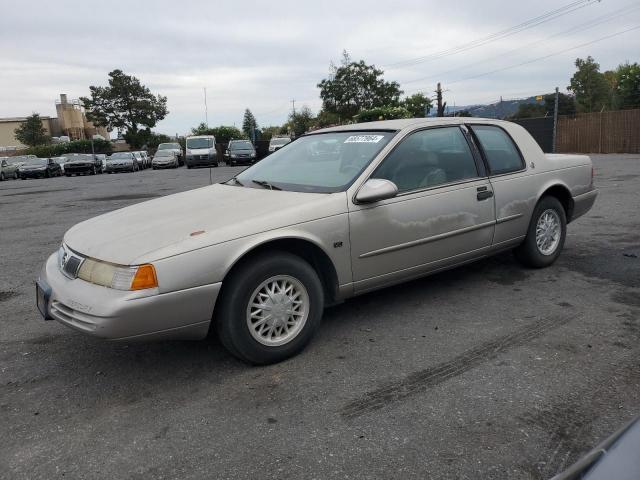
[185,135,217,168]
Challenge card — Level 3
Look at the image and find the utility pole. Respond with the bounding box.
[204,87,209,127]
[552,86,559,153]
[436,83,446,117]
[291,99,296,117]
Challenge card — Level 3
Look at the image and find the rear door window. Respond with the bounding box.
[470,125,524,175]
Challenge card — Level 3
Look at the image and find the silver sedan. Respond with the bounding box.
[37,118,598,364]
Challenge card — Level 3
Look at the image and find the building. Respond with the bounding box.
[0,94,110,149]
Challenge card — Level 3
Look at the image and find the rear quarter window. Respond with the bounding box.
[471,125,524,175]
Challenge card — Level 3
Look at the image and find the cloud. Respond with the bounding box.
[1,0,638,134]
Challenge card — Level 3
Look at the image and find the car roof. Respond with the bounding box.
[310,117,509,134]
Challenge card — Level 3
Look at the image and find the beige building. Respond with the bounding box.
[0,94,110,149]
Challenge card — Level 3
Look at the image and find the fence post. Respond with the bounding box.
[599,111,603,154]
[552,87,559,153]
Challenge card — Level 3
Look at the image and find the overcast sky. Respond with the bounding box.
[1,0,638,136]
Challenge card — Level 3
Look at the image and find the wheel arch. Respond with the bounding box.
[220,236,341,308]
[538,183,574,222]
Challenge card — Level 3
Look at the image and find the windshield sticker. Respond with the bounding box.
[344,135,384,144]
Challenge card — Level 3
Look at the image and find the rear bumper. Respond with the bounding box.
[38,253,220,341]
[571,188,598,221]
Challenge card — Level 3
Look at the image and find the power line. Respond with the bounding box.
[404,24,640,95]
[400,2,640,86]
[384,0,600,69]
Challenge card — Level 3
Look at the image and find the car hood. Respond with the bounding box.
[64,184,347,265]
[20,165,46,170]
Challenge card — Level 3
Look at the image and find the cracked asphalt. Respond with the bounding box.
[1,155,639,479]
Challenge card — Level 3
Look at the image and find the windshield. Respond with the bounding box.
[187,138,213,149]
[23,158,47,166]
[230,141,253,150]
[235,131,394,193]
[109,152,132,159]
[158,143,180,150]
[270,138,290,146]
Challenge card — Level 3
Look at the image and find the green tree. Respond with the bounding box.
[242,109,258,139]
[287,106,315,137]
[318,51,403,120]
[190,124,246,144]
[315,110,341,128]
[260,126,283,141]
[613,62,640,109]
[402,93,432,117]
[567,57,610,112]
[355,106,412,123]
[80,69,168,148]
[14,113,50,146]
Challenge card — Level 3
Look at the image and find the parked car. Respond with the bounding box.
[551,416,640,480]
[131,151,145,170]
[185,135,217,168]
[51,156,68,174]
[36,118,598,365]
[157,143,184,166]
[151,150,179,169]
[268,136,291,153]
[226,140,257,166]
[95,154,107,171]
[105,152,138,173]
[18,157,62,179]
[63,153,103,176]
[139,151,150,169]
[0,157,19,180]
[9,154,34,169]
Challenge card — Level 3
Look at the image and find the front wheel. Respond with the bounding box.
[216,252,324,365]
[515,196,567,268]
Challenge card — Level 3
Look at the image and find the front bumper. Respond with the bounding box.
[65,164,95,174]
[19,170,47,178]
[106,163,134,172]
[186,155,217,167]
[152,162,176,169]
[38,253,220,341]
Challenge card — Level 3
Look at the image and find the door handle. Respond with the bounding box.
[477,187,494,201]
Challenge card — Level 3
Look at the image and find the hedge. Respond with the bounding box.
[25,139,113,158]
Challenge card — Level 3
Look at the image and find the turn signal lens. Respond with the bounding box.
[131,264,158,290]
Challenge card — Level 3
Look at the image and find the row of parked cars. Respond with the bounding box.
[0,136,293,182]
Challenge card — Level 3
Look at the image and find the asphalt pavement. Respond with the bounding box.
[1,155,639,479]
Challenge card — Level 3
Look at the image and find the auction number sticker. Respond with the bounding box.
[344,135,385,143]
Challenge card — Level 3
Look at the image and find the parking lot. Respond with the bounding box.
[1,155,639,479]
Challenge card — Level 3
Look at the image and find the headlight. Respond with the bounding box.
[77,258,158,290]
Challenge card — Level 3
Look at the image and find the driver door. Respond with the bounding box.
[348,126,496,293]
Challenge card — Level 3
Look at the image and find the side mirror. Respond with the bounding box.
[355,179,398,204]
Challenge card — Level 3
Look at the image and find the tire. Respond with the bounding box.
[65,174,71,177]
[216,252,324,365]
[515,196,567,268]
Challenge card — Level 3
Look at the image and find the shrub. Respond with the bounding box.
[25,139,113,157]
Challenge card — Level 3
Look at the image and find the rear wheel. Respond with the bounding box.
[515,196,567,268]
[216,252,324,365]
